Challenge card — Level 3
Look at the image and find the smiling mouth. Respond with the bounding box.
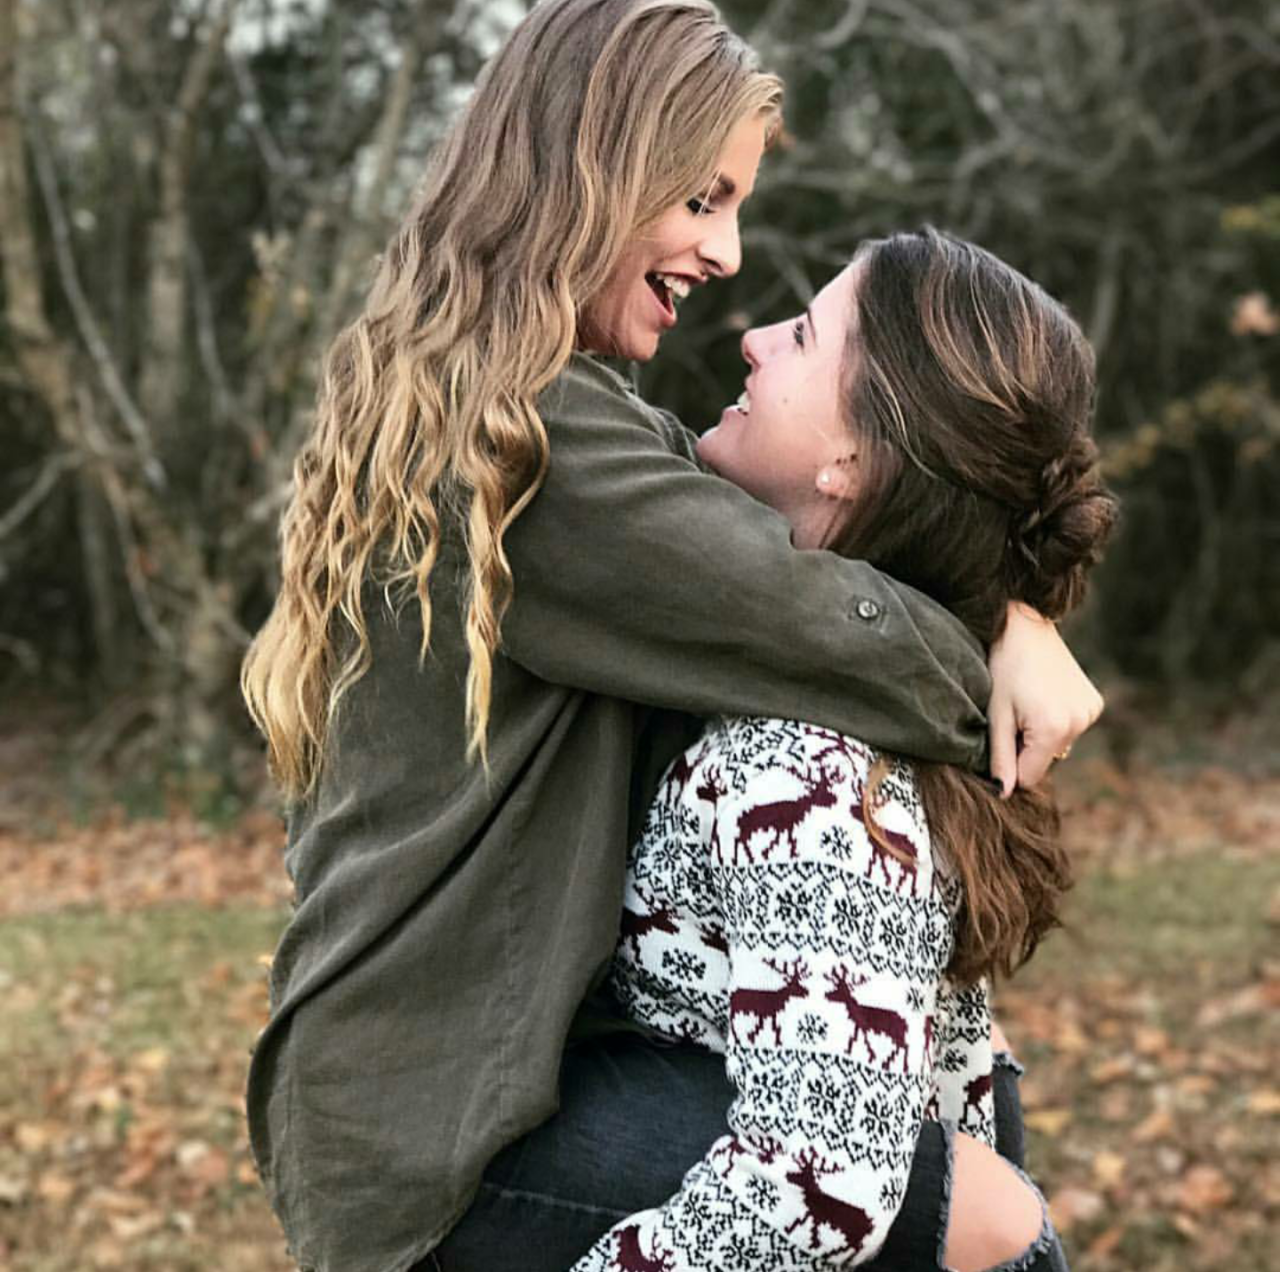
[646,272,692,318]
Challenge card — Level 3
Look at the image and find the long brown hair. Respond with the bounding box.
[834,228,1118,984]
[241,0,782,798]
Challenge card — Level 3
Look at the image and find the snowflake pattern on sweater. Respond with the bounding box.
[572,716,995,1272]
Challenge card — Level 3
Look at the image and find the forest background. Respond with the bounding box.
[1,1,1277,1269]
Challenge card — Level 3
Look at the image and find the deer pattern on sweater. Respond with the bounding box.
[571,716,995,1272]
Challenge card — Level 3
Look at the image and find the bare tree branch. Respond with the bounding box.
[27,114,166,488]
[1088,221,1126,364]
[76,388,174,654]
[227,49,288,179]
[814,0,869,51]
[314,0,457,345]
[0,634,39,676]
[0,451,80,541]
[187,238,238,428]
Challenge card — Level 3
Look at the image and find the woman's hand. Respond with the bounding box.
[988,602,1103,796]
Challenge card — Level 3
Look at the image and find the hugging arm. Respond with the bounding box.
[503,362,990,767]
[989,604,1103,794]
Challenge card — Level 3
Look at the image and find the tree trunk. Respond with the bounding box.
[139,0,239,445]
[0,0,81,452]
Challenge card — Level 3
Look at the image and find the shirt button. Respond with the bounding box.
[854,598,881,621]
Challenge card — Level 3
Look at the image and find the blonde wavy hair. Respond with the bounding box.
[242,0,783,799]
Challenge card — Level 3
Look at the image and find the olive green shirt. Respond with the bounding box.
[246,353,989,1271]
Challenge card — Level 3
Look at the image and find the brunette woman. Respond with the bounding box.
[240,4,1100,1269]
[571,230,1116,1271]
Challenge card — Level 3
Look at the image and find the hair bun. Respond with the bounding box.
[1008,435,1119,620]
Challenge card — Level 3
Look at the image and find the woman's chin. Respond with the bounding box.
[694,428,722,469]
[697,410,744,470]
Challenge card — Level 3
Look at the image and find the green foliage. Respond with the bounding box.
[1223,195,1280,241]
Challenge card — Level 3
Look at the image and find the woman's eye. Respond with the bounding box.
[792,319,806,348]
[686,197,714,216]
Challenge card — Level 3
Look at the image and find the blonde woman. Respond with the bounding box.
[241,4,1100,1270]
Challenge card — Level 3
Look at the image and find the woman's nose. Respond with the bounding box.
[699,214,743,279]
[741,318,791,368]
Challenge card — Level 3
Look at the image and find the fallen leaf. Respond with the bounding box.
[1048,1186,1104,1232]
[1053,1021,1089,1054]
[1133,1026,1169,1056]
[1090,1055,1134,1084]
[107,1211,164,1241]
[176,1141,229,1191]
[86,1237,127,1268]
[204,961,233,987]
[1175,1074,1216,1098]
[175,1139,211,1170]
[114,1152,162,1191]
[1266,885,1280,925]
[131,1046,169,1074]
[1212,1124,1244,1153]
[36,1171,75,1204]
[1025,1107,1073,1136]
[189,1146,229,1188]
[1246,1089,1280,1116]
[85,1187,148,1215]
[1195,982,1276,1028]
[1176,1163,1234,1214]
[1132,1107,1175,1143]
[14,1121,56,1153]
[1098,1088,1133,1122]
[1086,1225,1124,1259]
[1093,1150,1127,1189]
[89,1085,123,1114]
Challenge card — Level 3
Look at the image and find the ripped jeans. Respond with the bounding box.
[425,1032,1067,1272]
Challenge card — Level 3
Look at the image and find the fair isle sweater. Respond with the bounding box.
[573,716,995,1272]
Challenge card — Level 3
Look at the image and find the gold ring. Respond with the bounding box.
[1054,746,1072,762]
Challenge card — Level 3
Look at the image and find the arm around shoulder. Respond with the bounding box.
[502,356,989,768]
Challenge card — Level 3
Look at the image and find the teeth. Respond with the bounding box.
[656,273,692,302]
[735,390,750,414]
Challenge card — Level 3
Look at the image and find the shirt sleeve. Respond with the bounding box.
[571,729,942,1271]
[500,355,989,769]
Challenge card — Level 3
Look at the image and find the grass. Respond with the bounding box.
[1,907,285,1059]
[1005,849,1279,1270]
[1036,848,1277,981]
[0,905,292,1271]
[1,778,1276,1269]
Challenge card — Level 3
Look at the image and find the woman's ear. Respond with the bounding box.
[816,453,859,500]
